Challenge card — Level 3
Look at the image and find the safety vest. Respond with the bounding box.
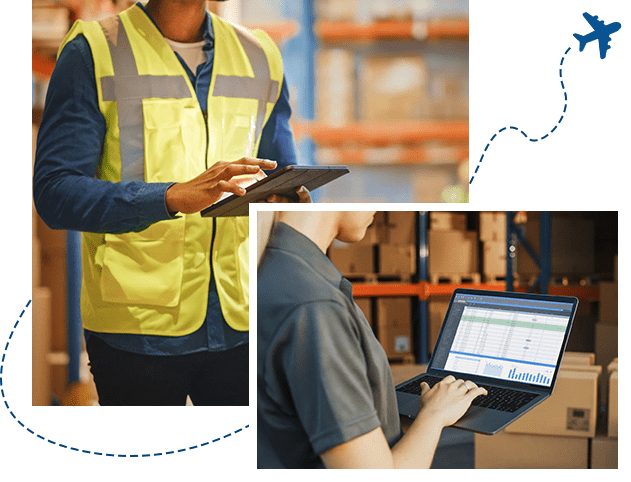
[58,4,283,335]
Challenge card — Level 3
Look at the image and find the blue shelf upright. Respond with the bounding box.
[416,211,429,363]
[506,212,551,294]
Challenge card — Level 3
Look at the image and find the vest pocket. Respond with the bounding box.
[142,100,187,183]
[100,220,185,307]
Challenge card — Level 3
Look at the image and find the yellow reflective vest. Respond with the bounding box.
[58,4,283,335]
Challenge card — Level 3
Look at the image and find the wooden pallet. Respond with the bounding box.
[484,273,507,283]
[344,273,414,283]
[430,273,481,285]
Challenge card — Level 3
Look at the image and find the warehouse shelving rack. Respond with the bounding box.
[351,212,600,364]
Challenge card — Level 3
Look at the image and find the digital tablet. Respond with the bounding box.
[200,165,350,217]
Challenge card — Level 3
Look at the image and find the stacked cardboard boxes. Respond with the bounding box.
[584,357,619,469]
[316,48,355,126]
[376,297,413,360]
[479,211,506,281]
[475,353,602,469]
[428,212,478,283]
[379,211,416,279]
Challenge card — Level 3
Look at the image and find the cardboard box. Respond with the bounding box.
[360,54,427,121]
[315,49,354,125]
[475,431,589,469]
[354,297,372,328]
[386,211,416,245]
[390,363,427,387]
[429,212,466,231]
[608,370,617,438]
[328,243,375,275]
[562,351,595,366]
[378,244,415,278]
[482,241,506,277]
[479,211,506,242]
[505,365,601,438]
[377,297,413,358]
[591,436,618,469]
[598,281,618,323]
[429,230,478,277]
[516,213,595,276]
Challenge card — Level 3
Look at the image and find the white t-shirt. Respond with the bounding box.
[164,38,207,75]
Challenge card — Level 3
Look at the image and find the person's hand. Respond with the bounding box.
[417,376,487,428]
[262,186,312,203]
[165,157,277,214]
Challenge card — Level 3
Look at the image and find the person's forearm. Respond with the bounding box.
[391,411,444,469]
[34,174,173,234]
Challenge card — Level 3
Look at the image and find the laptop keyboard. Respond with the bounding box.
[397,375,539,413]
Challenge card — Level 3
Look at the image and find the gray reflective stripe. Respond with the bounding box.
[213,29,279,146]
[99,15,192,182]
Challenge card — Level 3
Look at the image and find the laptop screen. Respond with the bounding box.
[429,291,576,387]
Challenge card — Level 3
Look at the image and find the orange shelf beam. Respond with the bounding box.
[32,52,57,78]
[242,20,299,44]
[309,121,469,146]
[318,144,469,165]
[352,282,599,302]
[315,18,469,42]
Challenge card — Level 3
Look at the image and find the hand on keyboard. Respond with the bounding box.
[417,375,488,428]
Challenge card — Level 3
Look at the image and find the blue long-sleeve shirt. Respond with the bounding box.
[33,3,298,355]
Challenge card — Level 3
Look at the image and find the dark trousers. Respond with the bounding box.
[86,336,249,406]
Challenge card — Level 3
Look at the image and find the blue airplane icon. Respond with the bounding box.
[573,13,621,59]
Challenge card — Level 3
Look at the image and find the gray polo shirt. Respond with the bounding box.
[257,222,401,469]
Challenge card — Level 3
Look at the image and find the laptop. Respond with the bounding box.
[395,288,578,435]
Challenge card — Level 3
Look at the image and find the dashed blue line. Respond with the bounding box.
[470,46,571,184]
[2,300,250,458]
